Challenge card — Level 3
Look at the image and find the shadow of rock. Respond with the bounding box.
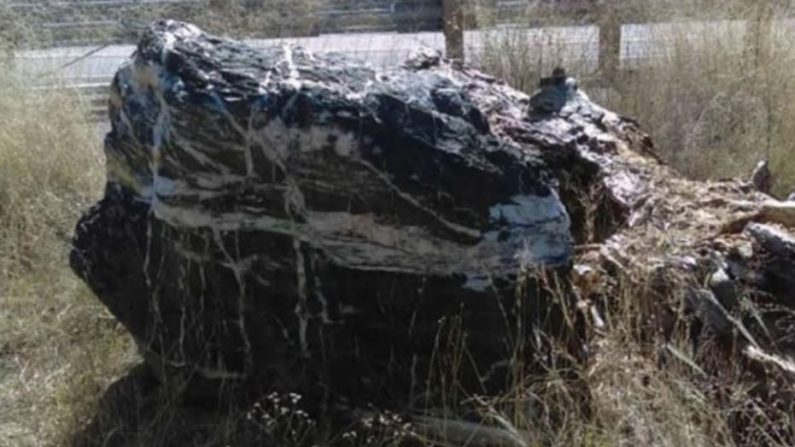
[70,364,158,447]
[69,364,278,447]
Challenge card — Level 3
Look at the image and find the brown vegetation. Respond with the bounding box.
[473,0,795,196]
[1,1,795,445]
[0,71,135,446]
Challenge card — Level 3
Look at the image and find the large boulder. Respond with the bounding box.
[70,21,648,403]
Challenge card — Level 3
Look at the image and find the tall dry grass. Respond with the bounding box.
[1,0,795,445]
[0,70,136,446]
[0,0,327,49]
[613,18,795,191]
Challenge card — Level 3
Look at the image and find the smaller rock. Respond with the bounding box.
[573,263,602,297]
[686,288,733,335]
[745,223,795,259]
[749,160,772,194]
[742,223,795,309]
[402,48,442,70]
[708,268,740,311]
[529,67,578,115]
[730,241,754,261]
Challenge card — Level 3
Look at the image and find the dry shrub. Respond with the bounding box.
[613,17,795,192]
[470,25,599,93]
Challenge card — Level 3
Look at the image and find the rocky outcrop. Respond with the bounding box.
[70,23,795,430]
[69,21,648,403]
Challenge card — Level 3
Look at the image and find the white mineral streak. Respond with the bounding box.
[212,228,254,371]
[310,262,333,324]
[143,205,155,292]
[134,26,179,320]
[126,29,573,334]
[352,158,482,240]
[152,177,226,201]
[129,22,261,374]
[195,366,246,380]
[240,62,315,356]
[281,45,302,90]
[293,238,310,356]
[256,119,363,160]
[143,348,246,380]
[178,283,188,363]
[154,196,569,280]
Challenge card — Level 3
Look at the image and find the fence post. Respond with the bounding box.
[745,0,774,68]
[596,2,621,85]
[442,0,465,63]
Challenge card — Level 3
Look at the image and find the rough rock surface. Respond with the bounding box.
[70,22,795,424]
[69,21,643,402]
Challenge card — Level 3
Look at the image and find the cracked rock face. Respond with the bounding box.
[70,21,641,401]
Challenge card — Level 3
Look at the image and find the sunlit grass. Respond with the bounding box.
[0,69,136,446]
[1,0,794,445]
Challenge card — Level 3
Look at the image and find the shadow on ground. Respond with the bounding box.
[69,364,278,447]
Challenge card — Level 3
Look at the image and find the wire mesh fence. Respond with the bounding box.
[11,27,597,82]
[3,0,794,117]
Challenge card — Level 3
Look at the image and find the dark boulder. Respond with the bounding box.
[70,21,644,404]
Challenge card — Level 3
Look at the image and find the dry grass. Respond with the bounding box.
[612,18,795,192]
[0,0,326,48]
[0,70,137,446]
[1,1,795,446]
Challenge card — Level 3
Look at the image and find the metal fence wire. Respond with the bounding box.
[3,0,793,117]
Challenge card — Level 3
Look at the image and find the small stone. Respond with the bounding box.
[401,48,442,70]
[708,268,739,311]
[529,67,579,115]
[686,288,733,335]
[749,159,772,194]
